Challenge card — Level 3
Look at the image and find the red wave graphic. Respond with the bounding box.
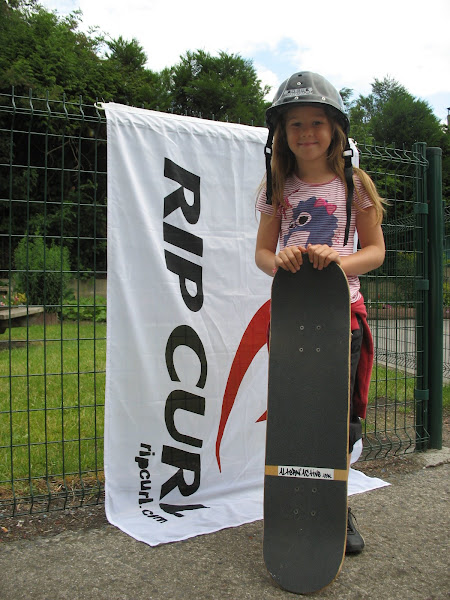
[215,300,270,471]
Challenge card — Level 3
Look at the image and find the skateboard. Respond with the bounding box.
[263,259,351,595]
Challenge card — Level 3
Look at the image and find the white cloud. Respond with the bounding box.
[40,0,450,120]
[254,67,279,100]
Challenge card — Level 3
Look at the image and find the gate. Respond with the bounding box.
[0,91,444,516]
[358,142,443,458]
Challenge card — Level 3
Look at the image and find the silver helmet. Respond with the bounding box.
[266,71,349,132]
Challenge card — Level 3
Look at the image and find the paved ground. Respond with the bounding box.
[1,448,449,600]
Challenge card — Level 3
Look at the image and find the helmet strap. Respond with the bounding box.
[343,139,354,246]
[265,126,274,205]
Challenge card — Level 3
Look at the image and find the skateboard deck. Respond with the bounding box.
[263,259,351,595]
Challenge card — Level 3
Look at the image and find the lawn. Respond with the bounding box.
[0,321,106,497]
[1,321,448,498]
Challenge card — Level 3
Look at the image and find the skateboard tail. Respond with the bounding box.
[264,548,346,596]
[263,474,348,595]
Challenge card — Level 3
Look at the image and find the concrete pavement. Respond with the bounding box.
[1,450,449,600]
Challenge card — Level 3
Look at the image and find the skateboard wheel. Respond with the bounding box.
[316,347,321,352]
[311,511,316,517]
[299,325,304,330]
[299,347,303,352]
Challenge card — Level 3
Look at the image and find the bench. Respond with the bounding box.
[0,306,45,334]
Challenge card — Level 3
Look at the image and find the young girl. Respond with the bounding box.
[255,71,385,554]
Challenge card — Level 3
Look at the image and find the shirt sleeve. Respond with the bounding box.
[255,185,281,218]
[354,175,374,213]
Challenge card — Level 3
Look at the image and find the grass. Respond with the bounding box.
[369,363,450,411]
[369,364,416,407]
[363,365,417,442]
[0,321,105,498]
[443,385,450,409]
[1,320,449,499]
[363,363,450,456]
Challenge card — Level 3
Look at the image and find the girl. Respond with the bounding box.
[255,71,385,554]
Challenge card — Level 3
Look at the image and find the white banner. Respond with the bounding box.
[104,105,387,547]
[104,104,272,545]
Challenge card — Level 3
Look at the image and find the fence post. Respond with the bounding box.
[427,147,443,449]
[413,142,429,451]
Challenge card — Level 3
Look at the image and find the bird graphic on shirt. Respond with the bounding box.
[283,196,338,247]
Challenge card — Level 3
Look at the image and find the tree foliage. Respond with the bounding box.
[0,0,105,101]
[0,1,269,119]
[0,1,271,277]
[346,76,448,208]
[1,0,448,280]
[169,50,270,124]
[14,236,71,309]
[348,76,443,148]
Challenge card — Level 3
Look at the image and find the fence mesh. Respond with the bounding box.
[358,141,430,458]
[0,92,440,515]
[444,204,450,382]
[0,92,107,516]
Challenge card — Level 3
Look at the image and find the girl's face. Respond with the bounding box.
[285,105,333,172]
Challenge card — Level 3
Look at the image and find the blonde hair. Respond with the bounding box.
[267,105,385,224]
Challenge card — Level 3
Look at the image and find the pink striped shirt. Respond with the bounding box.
[256,175,373,303]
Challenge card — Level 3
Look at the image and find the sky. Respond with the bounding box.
[40,0,450,123]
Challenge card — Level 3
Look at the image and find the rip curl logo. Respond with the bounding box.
[215,301,270,471]
[158,158,271,504]
[135,444,168,523]
[156,158,209,519]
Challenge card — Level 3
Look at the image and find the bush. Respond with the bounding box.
[394,251,415,302]
[443,281,450,307]
[13,237,71,312]
[61,294,107,322]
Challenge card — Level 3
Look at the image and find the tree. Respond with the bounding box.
[349,77,442,148]
[102,37,172,110]
[169,50,270,125]
[106,36,147,70]
[370,94,442,149]
[0,3,274,276]
[339,87,353,112]
[0,1,163,106]
[0,1,109,275]
[347,77,448,209]
[0,3,271,119]
[0,1,105,101]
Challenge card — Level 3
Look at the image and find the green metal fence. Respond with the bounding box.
[357,142,444,458]
[444,204,450,383]
[0,91,107,516]
[0,91,444,517]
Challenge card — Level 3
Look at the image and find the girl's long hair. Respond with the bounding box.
[268,105,385,224]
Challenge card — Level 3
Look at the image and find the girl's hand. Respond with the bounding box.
[274,245,307,273]
[306,244,341,270]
